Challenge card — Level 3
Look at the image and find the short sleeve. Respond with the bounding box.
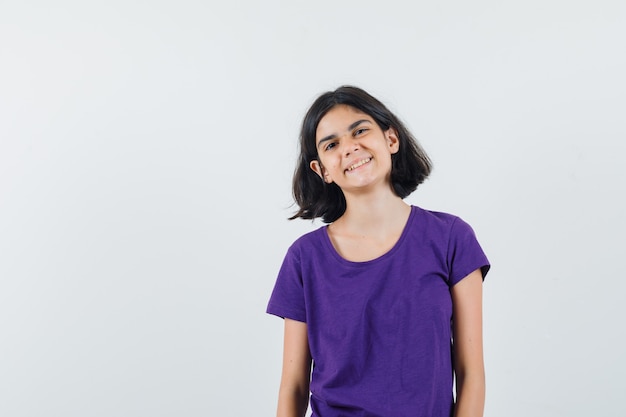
[266,245,307,322]
[447,217,490,286]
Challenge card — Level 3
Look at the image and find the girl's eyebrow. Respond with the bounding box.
[317,119,372,149]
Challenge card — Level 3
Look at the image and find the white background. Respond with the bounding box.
[1,1,625,416]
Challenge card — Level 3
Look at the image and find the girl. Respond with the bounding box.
[267,86,490,417]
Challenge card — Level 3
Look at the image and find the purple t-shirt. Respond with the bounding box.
[267,206,490,417]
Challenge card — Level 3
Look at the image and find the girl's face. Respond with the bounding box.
[310,105,399,194]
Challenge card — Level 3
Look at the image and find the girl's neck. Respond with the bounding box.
[334,188,411,236]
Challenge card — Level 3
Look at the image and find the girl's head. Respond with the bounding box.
[290,85,432,223]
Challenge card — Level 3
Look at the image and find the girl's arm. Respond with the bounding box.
[277,318,312,417]
[451,268,485,417]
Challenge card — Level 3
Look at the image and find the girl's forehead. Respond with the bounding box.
[316,105,372,136]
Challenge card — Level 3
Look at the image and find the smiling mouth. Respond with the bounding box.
[346,157,372,172]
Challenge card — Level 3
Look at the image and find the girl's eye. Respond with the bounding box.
[325,142,337,151]
[354,128,368,136]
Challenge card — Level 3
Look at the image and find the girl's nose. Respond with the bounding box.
[343,137,359,156]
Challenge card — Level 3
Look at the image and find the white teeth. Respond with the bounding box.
[347,158,371,171]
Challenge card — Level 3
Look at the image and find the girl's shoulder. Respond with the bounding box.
[410,205,464,227]
[409,205,479,240]
[287,225,328,253]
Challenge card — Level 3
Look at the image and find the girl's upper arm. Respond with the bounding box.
[450,268,484,374]
[281,318,312,388]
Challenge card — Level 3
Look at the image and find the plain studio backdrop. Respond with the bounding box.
[1,1,624,416]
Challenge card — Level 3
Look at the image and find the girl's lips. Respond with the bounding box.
[345,157,372,173]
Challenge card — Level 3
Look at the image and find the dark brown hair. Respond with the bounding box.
[290,86,432,223]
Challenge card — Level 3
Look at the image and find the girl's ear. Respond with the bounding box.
[385,127,400,154]
[310,160,332,183]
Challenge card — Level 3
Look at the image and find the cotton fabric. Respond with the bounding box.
[267,206,490,417]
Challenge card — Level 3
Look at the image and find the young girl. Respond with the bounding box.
[267,86,490,417]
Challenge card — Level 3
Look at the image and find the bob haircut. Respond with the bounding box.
[290,85,432,223]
